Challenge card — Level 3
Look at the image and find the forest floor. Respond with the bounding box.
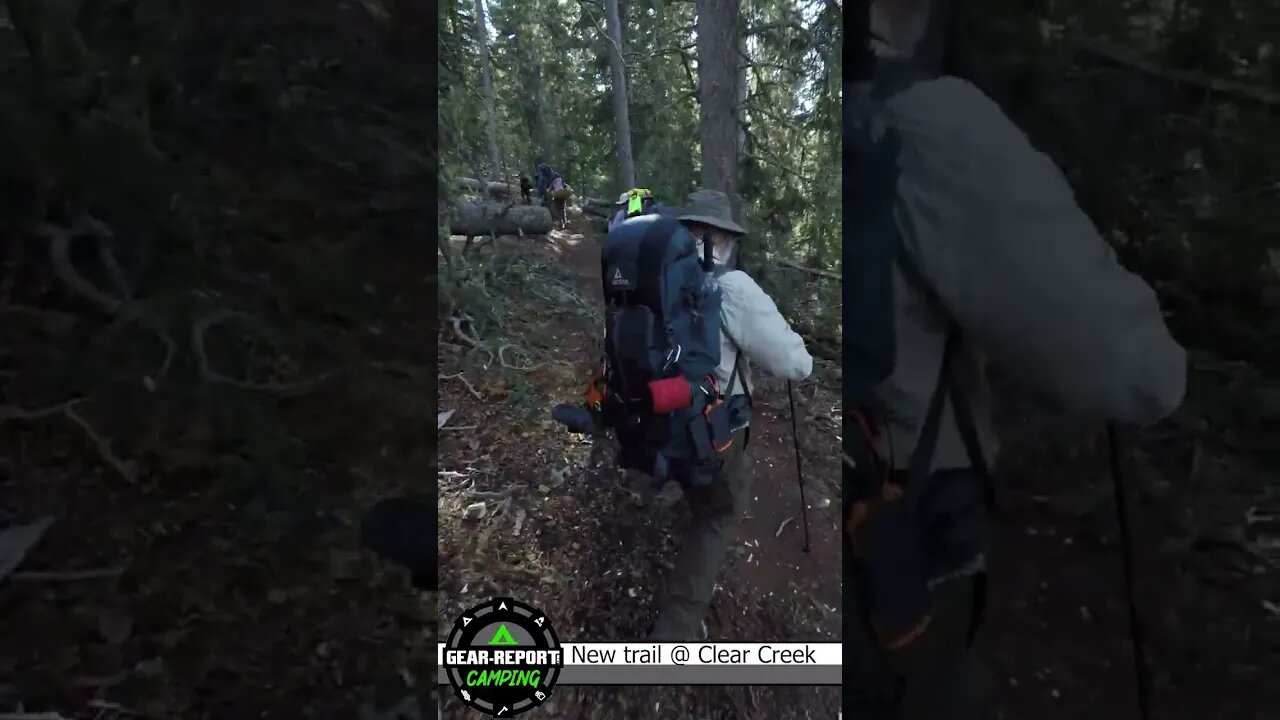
[968,41,1280,720]
[436,211,843,720]
[0,3,436,719]
[978,335,1280,720]
[438,208,1279,720]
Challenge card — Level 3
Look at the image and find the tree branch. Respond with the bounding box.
[1076,39,1280,106]
[777,258,840,280]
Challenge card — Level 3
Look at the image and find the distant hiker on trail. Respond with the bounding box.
[535,163,556,205]
[844,2,1188,718]
[608,188,657,232]
[608,192,629,231]
[550,188,812,642]
[548,174,573,228]
[519,175,532,205]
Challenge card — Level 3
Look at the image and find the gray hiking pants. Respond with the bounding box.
[650,428,750,641]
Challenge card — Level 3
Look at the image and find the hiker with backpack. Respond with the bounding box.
[548,174,573,227]
[652,188,815,640]
[844,2,1187,718]
[552,188,812,642]
[519,175,533,205]
[608,192,630,231]
[608,188,657,231]
[535,162,555,205]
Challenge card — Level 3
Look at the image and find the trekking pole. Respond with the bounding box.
[1107,423,1152,720]
[786,381,811,553]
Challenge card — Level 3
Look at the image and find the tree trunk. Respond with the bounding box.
[473,0,502,183]
[448,202,554,236]
[737,0,750,168]
[531,59,553,162]
[696,0,743,221]
[604,0,637,189]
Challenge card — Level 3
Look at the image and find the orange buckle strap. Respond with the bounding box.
[875,612,935,651]
[844,482,904,554]
[703,397,732,452]
[584,366,606,411]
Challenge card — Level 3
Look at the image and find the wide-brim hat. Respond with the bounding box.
[615,192,630,205]
[677,189,747,236]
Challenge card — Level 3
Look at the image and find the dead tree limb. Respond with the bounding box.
[0,400,138,483]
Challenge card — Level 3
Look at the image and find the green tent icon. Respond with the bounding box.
[487,623,519,646]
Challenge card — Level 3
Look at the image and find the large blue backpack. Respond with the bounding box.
[597,215,750,487]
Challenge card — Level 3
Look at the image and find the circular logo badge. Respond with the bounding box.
[443,597,563,717]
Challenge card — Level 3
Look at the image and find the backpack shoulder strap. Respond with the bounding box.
[895,242,992,493]
[713,271,751,401]
[720,325,750,401]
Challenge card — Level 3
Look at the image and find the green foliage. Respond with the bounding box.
[443,0,842,337]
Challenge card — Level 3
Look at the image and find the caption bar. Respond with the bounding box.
[437,642,842,686]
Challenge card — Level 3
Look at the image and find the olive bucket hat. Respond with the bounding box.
[677,189,747,236]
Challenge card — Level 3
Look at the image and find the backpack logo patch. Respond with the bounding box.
[610,267,632,288]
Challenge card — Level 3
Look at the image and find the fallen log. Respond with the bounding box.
[448,202,553,236]
[485,181,518,198]
[582,203,613,218]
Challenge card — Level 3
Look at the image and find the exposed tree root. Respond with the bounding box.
[63,404,138,483]
[190,309,335,395]
[466,486,520,502]
[441,372,482,399]
[446,312,535,371]
[0,401,136,483]
[496,343,536,371]
[38,217,177,390]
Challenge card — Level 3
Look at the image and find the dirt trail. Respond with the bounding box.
[557,214,844,627]
[438,212,841,719]
[977,359,1280,720]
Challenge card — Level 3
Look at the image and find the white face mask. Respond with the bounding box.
[696,235,736,266]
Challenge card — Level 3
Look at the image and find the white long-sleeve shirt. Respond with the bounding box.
[881,76,1187,473]
[716,269,813,398]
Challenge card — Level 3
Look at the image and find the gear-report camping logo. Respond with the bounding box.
[443,597,563,717]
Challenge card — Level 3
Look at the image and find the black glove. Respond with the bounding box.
[551,403,599,434]
[361,497,437,590]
